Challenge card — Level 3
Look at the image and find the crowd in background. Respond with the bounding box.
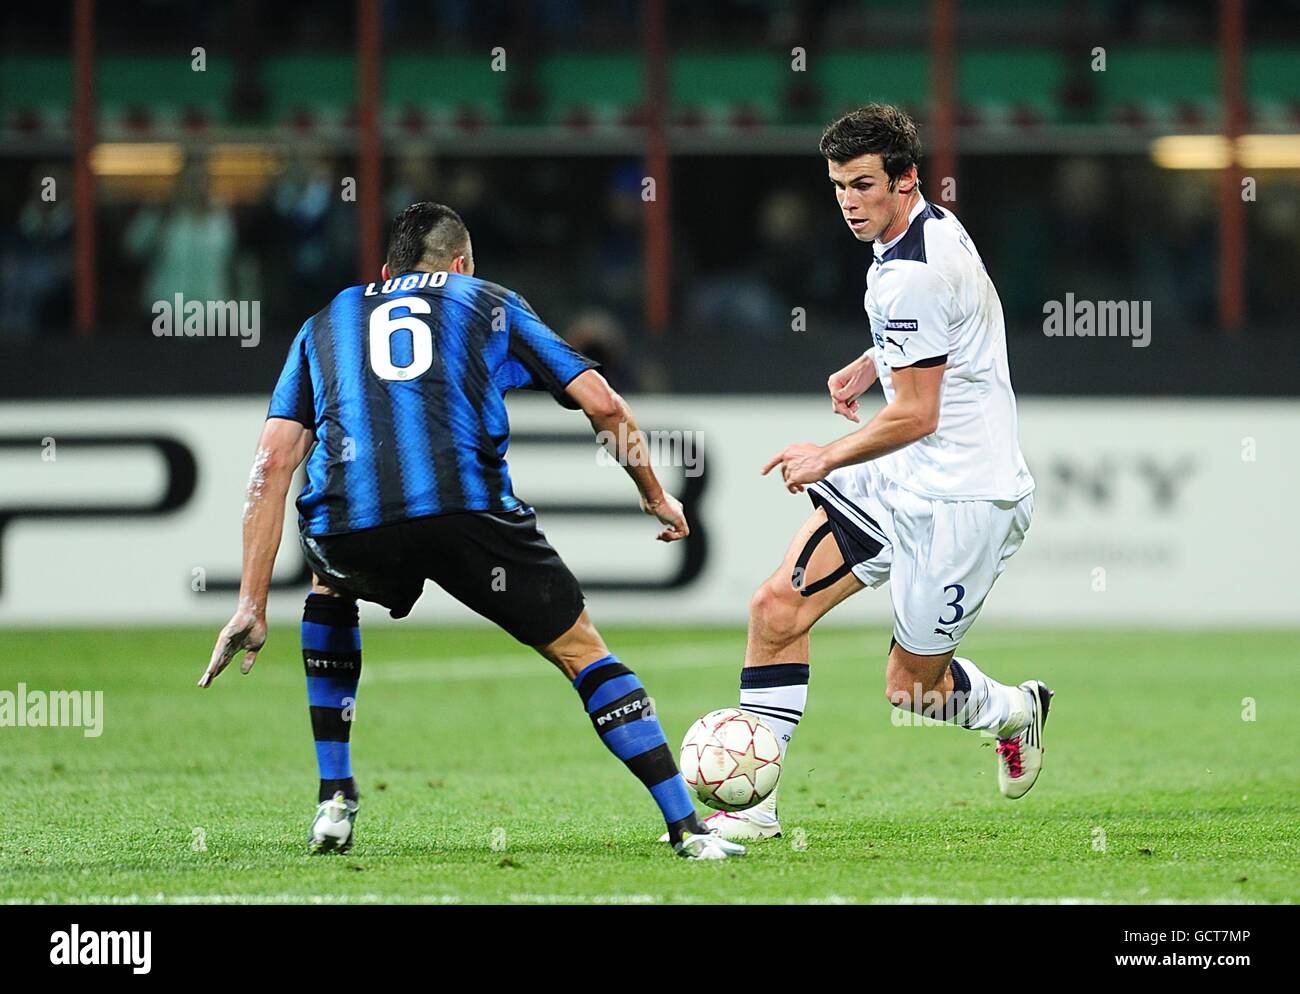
[2,0,1299,392]
[4,151,1299,371]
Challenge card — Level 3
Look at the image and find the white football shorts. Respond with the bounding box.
[807,461,1033,655]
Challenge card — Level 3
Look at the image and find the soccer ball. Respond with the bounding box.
[679,708,782,811]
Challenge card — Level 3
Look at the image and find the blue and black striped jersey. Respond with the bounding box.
[268,271,598,537]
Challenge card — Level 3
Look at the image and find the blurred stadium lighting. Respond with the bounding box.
[1153,134,1300,170]
[89,142,183,176]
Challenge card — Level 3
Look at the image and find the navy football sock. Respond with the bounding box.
[573,655,705,845]
[302,593,361,804]
[739,662,809,758]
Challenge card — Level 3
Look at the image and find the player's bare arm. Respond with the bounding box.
[566,367,689,543]
[763,361,944,493]
[198,416,314,687]
[827,346,880,422]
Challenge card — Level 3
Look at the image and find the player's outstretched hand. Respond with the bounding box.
[828,350,878,422]
[762,442,829,494]
[641,490,689,542]
[199,601,267,688]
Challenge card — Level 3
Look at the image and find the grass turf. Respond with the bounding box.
[0,624,1296,904]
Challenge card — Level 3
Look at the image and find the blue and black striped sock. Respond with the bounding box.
[302,593,361,803]
[573,655,705,845]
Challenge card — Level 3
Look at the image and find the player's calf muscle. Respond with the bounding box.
[885,645,955,709]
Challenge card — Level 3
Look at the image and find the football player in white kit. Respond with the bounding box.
[681,103,1051,843]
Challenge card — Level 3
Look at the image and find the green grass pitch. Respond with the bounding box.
[1,624,1297,904]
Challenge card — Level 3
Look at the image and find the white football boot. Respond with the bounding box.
[658,788,783,843]
[674,830,747,860]
[995,681,1053,799]
[309,791,359,854]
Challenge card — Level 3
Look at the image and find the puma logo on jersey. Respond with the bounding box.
[884,319,917,354]
[933,626,958,640]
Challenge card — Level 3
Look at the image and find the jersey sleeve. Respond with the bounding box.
[874,262,954,369]
[505,293,600,409]
[267,324,315,427]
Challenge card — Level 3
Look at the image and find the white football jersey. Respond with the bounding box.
[864,195,1034,502]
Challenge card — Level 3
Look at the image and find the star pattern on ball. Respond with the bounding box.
[726,737,766,786]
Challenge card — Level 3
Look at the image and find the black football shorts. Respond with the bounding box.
[300,508,585,645]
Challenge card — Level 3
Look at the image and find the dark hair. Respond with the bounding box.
[386,202,470,275]
[819,103,921,187]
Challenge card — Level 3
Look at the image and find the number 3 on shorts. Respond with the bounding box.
[940,584,966,625]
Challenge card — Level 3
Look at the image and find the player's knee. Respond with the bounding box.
[536,610,610,679]
[749,580,804,644]
[310,574,345,597]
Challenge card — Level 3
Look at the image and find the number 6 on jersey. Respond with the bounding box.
[369,296,434,381]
